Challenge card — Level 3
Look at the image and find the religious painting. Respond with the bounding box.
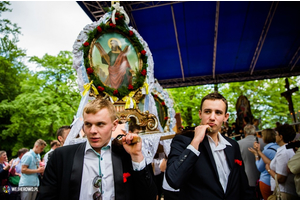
[90,32,141,90]
[235,95,254,130]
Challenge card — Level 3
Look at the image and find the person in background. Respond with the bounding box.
[256,124,298,199]
[238,124,266,199]
[248,128,279,200]
[12,148,29,177]
[43,140,60,166]
[56,125,71,146]
[19,139,47,200]
[253,119,260,131]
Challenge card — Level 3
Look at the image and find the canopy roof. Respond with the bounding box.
[77,1,300,88]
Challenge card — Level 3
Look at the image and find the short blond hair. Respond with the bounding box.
[34,139,47,147]
[83,98,117,121]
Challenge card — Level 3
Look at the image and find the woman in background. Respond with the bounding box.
[249,129,279,200]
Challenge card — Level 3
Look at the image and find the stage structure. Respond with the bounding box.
[64,3,176,163]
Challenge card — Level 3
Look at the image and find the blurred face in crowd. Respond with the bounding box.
[199,99,229,134]
[0,152,7,163]
[34,145,46,154]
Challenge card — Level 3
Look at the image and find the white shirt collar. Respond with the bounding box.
[85,139,112,154]
[207,132,232,149]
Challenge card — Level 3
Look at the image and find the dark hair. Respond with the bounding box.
[276,124,296,143]
[50,140,60,148]
[56,125,71,141]
[17,148,29,157]
[200,92,228,113]
[262,129,276,144]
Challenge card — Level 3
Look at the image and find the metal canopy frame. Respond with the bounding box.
[77,1,300,88]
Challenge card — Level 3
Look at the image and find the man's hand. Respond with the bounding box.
[122,133,144,163]
[191,125,210,149]
[37,166,45,174]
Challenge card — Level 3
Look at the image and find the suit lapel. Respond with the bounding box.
[69,142,86,199]
[112,148,126,200]
[224,141,234,170]
[224,140,235,194]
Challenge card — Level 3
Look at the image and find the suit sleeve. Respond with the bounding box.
[166,135,199,189]
[37,149,59,200]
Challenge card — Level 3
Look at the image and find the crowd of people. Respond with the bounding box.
[1,92,300,200]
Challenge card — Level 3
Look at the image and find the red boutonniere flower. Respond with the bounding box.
[83,41,90,47]
[109,23,116,28]
[115,12,120,16]
[119,15,124,20]
[115,17,119,21]
[161,101,166,106]
[113,90,118,95]
[234,159,242,166]
[97,86,105,92]
[141,69,147,76]
[164,117,168,121]
[128,84,134,90]
[129,30,134,36]
[153,94,158,98]
[123,172,131,183]
[97,26,102,32]
[141,50,146,55]
[86,67,94,74]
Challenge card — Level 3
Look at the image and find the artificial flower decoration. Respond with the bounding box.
[161,101,166,106]
[115,17,119,21]
[97,26,102,32]
[109,23,116,28]
[113,90,119,95]
[86,67,94,74]
[141,69,147,76]
[129,30,134,36]
[119,15,124,20]
[115,12,120,16]
[123,172,131,183]
[97,86,105,92]
[234,159,242,166]
[141,50,146,55]
[83,41,90,47]
[164,117,168,121]
[128,84,134,90]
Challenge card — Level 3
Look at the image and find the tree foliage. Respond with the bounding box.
[0,51,81,156]
[166,76,300,130]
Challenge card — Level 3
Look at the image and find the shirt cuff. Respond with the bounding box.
[132,158,146,171]
[187,144,200,156]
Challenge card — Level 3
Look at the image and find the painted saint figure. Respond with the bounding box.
[95,38,133,89]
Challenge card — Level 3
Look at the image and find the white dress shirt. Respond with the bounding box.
[79,140,146,200]
[43,148,54,167]
[188,132,232,192]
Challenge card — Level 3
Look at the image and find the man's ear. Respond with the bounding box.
[224,113,229,122]
[58,136,62,143]
[112,119,118,131]
[199,110,202,119]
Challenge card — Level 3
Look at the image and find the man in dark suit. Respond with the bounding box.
[166,92,255,200]
[38,99,157,200]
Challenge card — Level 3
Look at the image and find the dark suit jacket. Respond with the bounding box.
[166,134,255,200]
[38,141,157,200]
